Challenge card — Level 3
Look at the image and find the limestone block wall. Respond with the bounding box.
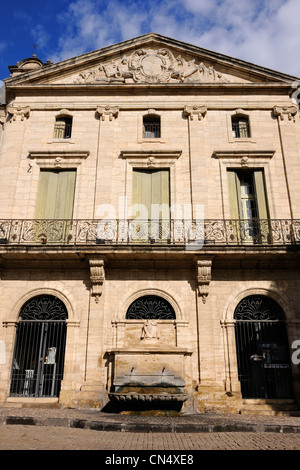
[1,95,299,221]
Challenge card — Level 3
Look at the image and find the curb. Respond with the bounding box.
[2,415,300,433]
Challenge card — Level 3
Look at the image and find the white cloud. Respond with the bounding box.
[49,0,300,76]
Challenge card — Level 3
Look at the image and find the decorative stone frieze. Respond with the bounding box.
[184,105,207,121]
[196,259,212,303]
[6,105,30,122]
[95,105,119,121]
[273,105,298,121]
[74,48,229,84]
[89,258,105,302]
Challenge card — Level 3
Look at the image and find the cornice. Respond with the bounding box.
[6,82,291,91]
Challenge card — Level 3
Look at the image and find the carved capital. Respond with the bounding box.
[184,105,207,121]
[96,105,119,121]
[89,258,105,302]
[196,259,212,303]
[273,105,298,121]
[7,105,31,122]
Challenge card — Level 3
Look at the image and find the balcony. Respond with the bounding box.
[0,219,298,248]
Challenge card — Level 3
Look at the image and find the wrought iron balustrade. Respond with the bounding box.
[0,218,299,247]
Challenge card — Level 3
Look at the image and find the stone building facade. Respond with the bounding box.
[0,33,300,414]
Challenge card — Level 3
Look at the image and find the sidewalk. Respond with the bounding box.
[1,406,300,433]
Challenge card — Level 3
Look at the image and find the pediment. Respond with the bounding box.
[5,33,298,87]
[54,47,236,85]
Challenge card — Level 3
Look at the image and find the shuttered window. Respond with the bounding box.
[227,169,269,243]
[35,170,76,219]
[132,169,170,241]
[132,169,170,219]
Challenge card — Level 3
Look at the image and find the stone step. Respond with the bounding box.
[240,399,298,415]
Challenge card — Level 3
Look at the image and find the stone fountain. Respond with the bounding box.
[109,366,188,411]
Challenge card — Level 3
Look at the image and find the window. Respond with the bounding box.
[35,169,76,219]
[54,116,72,139]
[143,114,161,138]
[227,169,269,243]
[126,295,176,320]
[132,168,170,241]
[231,115,250,138]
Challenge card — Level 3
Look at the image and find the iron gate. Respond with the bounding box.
[234,295,293,399]
[10,295,67,398]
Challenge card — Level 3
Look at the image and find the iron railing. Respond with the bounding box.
[0,218,299,246]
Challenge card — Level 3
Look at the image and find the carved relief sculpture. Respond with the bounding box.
[75,48,229,85]
[141,319,160,340]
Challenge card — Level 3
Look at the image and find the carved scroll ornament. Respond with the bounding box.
[75,48,229,85]
[197,259,212,303]
[273,105,298,121]
[7,105,31,122]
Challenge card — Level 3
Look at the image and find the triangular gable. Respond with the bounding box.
[4,33,298,87]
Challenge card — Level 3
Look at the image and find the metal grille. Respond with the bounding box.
[143,122,161,138]
[234,296,293,399]
[10,296,67,398]
[126,295,176,320]
[232,118,250,138]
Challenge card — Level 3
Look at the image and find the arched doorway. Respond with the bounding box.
[234,295,293,399]
[126,295,176,319]
[10,295,68,398]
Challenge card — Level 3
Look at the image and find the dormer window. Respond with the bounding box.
[143,114,161,138]
[232,115,250,138]
[54,116,73,139]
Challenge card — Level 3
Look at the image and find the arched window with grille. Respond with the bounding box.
[10,295,68,398]
[126,295,175,320]
[143,114,161,138]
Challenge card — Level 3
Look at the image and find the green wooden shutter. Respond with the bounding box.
[132,169,170,240]
[253,170,268,220]
[35,170,76,219]
[227,170,240,220]
[54,170,76,219]
[254,169,269,243]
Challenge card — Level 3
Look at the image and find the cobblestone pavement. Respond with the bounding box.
[1,425,300,451]
[1,407,300,452]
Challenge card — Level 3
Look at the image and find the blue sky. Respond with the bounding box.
[1,0,300,87]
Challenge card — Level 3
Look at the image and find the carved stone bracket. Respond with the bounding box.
[96,105,119,121]
[184,105,207,121]
[7,105,31,122]
[89,259,105,302]
[196,259,212,303]
[273,105,298,121]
